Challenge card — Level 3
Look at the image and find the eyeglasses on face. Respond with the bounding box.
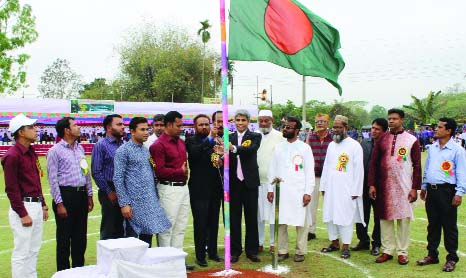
[283,125,296,130]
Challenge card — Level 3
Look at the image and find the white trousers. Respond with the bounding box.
[258,220,275,247]
[327,221,353,244]
[309,177,321,233]
[9,202,43,278]
[258,182,275,246]
[157,184,191,249]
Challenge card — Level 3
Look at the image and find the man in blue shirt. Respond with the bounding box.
[416,118,466,272]
[91,114,125,239]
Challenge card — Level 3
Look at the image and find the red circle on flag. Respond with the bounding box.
[264,0,313,55]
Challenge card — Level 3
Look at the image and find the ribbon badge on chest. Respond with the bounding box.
[336,153,349,172]
[292,155,304,172]
[441,161,454,177]
[149,156,156,170]
[80,158,89,175]
[36,159,44,177]
[241,139,252,147]
[397,147,408,161]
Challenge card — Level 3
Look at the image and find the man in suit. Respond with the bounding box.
[229,109,262,263]
[185,114,223,267]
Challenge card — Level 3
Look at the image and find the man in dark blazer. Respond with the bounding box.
[229,109,262,263]
[185,114,223,267]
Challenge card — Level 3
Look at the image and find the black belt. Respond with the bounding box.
[159,181,186,186]
[427,183,453,190]
[23,197,42,203]
[59,186,86,192]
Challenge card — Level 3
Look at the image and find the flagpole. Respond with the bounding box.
[219,0,231,271]
[302,76,306,123]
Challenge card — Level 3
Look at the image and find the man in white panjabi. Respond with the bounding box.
[256,110,285,253]
[267,116,315,262]
[320,115,365,259]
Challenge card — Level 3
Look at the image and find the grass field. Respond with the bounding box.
[0,154,465,278]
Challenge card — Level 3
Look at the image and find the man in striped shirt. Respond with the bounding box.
[91,114,125,240]
[307,113,333,240]
[47,117,94,271]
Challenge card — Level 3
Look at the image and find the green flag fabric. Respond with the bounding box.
[228,0,345,94]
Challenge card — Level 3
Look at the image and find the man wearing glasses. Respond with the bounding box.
[229,109,262,263]
[307,113,333,240]
[267,116,315,262]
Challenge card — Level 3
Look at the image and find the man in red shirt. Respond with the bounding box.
[150,110,194,270]
[2,114,49,278]
[307,113,333,240]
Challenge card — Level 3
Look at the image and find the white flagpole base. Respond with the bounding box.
[209,269,243,277]
[259,264,290,275]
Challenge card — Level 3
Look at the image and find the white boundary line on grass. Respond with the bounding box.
[0,215,102,229]
[417,217,466,228]
[308,250,374,278]
[410,239,466,257]
[0,232,100,255]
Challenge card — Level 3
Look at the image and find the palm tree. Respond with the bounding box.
[197,19,211,103]
[403,90,443,124]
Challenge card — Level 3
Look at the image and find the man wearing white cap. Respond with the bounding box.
[256,110,285,253]
[2,114,49,278]
[320,115,364,259]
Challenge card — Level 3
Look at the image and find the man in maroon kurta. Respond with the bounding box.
[369,109,421,265]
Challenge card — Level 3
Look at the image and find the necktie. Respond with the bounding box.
[237,133,244,181]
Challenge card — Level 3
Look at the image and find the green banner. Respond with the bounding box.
[70,99,115,113]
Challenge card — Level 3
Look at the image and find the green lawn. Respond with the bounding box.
[0,154,465,277]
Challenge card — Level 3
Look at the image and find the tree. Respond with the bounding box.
[0,0,38,93]
[329,100,369,129]
[117,24,219,102]
[403,91,443,124]
[369,105,387,120]
[433,92,466,123]
[38,58,83,99]
[197,19,211,102]
[79,78,115,100]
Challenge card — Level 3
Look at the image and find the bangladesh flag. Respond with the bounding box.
[228,0,345,94]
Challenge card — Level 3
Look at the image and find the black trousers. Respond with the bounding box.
[125,220,153,247]
[355,188,381,247]
[191,194,222,260]
[52,189,88,271]
[425,184,459,262]
[98,189,124,240]
[230,178,259,257]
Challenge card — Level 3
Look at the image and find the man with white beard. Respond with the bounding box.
[320,115,364,259]
[256,110,285,253]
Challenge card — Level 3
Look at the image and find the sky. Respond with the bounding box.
[8,0,466,110]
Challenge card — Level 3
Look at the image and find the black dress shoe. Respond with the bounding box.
[307,233,316,241]
[443,260,456,272]
[350,243,370,251]
[246,254,261,262]
[371,246,381,256]
[196,259,208,267]
[208,255,224,262]
[185,264,195,271]
[230,255,239,263]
